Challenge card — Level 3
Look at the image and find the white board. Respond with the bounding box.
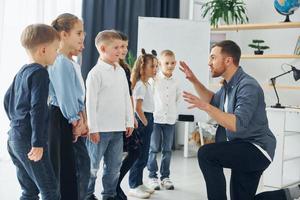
[137,17,210,122]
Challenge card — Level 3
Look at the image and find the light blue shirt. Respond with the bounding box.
[48,54,84,123]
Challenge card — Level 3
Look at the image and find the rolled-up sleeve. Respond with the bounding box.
[210,89,222,108]
[234,83,259,133]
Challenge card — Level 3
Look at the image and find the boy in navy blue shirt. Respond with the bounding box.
[4,24,60,200]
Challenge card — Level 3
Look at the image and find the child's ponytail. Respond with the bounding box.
[130,48,156,90]
[51,13,80,33]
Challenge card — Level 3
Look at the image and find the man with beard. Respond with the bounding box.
[180,40,276,200]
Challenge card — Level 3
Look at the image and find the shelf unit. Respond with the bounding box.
[211,22,300,59]
[241,54,300,59]
[264,108,300,188]
[211,22,300,31]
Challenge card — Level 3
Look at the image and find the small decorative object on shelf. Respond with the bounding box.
[274,0,300,22]
[294,36,300,55]
[270,64,300,108]
[201,0,249,28]
[248,40,270,55]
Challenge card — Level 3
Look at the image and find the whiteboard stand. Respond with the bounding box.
[183,122,190,157]
[178,115,195,158]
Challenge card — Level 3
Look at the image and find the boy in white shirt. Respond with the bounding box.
[148,50,181,190]
[85,30,134,200]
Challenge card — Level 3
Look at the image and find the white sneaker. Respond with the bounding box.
[140,184,155,194]
[148,178,160,190]
[161,178,174,190]
[128,186,150,199]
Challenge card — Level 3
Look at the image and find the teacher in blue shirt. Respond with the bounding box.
[180,40,276,200]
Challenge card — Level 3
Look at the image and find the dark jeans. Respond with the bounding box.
[254,189,287,200]
[198,140,270,200]
[48,105,78,200]
[7,136,59,200]
[116,147,140,199]
[73,137,90,200]
[129,112,153,188]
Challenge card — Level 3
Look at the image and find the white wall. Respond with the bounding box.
[181,0,300,107]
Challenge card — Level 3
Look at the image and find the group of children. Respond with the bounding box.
[4,13,181,200]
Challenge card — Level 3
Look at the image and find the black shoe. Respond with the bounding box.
[87,194,98,200]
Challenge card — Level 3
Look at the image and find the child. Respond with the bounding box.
[85,30,134,200]
[128,49,158,199]
[147,50,180,190]
[4,24,60,200]
[48,13,86,200]
[68,44,91,200]
[115,31,141,200]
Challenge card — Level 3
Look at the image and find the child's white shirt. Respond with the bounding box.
[86,59,134,133]
[153,71,181,125]
[133,80,154,113]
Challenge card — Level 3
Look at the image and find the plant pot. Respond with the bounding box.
[254,50,264,55]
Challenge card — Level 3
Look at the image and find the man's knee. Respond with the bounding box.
[197,144,214,164]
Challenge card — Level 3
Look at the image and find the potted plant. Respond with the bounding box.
[248,40,270,55]
[201,0,249,28]
[127,51,136,69]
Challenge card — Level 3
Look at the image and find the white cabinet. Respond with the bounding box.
[263,108,300,188]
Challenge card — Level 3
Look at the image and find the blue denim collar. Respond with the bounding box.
[223,66,244,90]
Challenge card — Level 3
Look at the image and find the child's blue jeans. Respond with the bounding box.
[147,123,175,180]
[86,132,123,199]
[7,132,59,200]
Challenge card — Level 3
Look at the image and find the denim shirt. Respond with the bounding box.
[48,54,84,123]
[4,64,49,147]
[210,67,276,160]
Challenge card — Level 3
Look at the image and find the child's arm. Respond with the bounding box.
[123,71,134,136]
[86,69,100,144]
[130,96,138,128]
[29,69,50,149]
[135,99,148,126]
[176,80,182,103]
[48,57,83,124]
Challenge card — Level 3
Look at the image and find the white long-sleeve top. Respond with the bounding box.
[86,59,134,133]
[153,71,181,125]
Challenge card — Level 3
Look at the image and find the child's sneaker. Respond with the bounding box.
[128,186,150,199]
[161,178,174,190]
[148,178,160,190]
[140,184,155,194]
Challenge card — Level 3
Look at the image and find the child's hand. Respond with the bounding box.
[143,120,148,127]
[28,147,43,162]
[125,127,133,137]
[134,118,138,128]
[89,132,100,144]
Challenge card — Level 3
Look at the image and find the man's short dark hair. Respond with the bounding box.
[212,40,241,66]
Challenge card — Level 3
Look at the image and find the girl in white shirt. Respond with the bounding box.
[128,49,158,199]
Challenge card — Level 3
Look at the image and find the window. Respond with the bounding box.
[0,0,82,159]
